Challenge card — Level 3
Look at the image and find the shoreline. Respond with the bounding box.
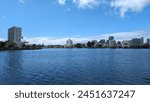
[0,47,42,51]
[0,47,150,51]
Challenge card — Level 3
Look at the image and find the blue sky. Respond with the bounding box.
[0,0,150,44]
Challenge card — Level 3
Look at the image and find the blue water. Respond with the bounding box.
[0,48,150,85]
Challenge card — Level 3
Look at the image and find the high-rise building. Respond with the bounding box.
[140,37,144,47]
[109,40,116,47]
[66,39,73,47]
[108,36,116,47]
[8,26,22,47]
[147,38,150,45]
[131,37,144,48]
[109,36,114,40]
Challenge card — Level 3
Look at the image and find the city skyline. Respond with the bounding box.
[0,0,150,44]
[2,25,150,47]
[0,27,150,45]
[1,26,149,50]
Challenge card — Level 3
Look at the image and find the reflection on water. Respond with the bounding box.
[2,51,23,84]
[0,49,150,85]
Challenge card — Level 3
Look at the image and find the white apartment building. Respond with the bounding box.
[66,39,73,47]
[122,40,131,48]
[8,26,22,47]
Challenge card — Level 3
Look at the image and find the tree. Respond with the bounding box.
[87,41,92,48]
[76,43,82,48]
[0,42,6,48]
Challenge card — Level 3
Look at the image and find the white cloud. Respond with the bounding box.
[19,0,26,4]
[0,38,5,41]
[73,0,101,8]
[24,31,150,45]
[111,0,150,17]
[24,37,84,45]
[99,31,150,41]
[57,0,150,17]
[58,0,66,5]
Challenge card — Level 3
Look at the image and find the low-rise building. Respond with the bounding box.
[99,39,105,44]
[116,41,122,48]
[122,40,131,48]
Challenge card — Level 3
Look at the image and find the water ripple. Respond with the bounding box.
[0,49,150,85]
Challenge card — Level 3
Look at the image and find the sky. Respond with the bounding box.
[0,0,150,44]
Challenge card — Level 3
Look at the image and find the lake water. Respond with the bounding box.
[0,48,150,85]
